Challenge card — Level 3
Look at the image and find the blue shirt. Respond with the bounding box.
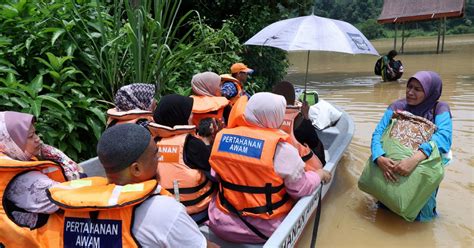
[371,108,452,162]
[221,82,251,99]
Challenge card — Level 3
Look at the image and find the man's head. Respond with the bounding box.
[230,63,253,84]
[387,50,398,59]
[97,123,159,185]
[272,81,296,105]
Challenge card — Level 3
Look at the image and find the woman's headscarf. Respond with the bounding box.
[244,92,286,129]
[390,71,450,122]
[191,72,222,97]
[153,94,194,127]
[0,111,34,161]
[114,83,156,111]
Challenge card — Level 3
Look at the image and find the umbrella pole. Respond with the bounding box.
[303,50,310,102]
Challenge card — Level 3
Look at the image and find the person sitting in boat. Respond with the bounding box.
[106,83,156,128]
[208,92,331,243]
[149,94,216,224]
[272,80,326,166]
[190,71,229,144]
[371,71,452,221]
[0,111,82,247]
[221,62,253,105]
[44,124,212,247]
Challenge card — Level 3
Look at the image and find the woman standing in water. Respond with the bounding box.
[370,71,452,221]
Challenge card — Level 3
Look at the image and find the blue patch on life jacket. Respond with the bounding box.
[63,217,122,248]
[218,134,264,159]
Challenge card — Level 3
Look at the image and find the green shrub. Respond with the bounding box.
[0,1,108,161]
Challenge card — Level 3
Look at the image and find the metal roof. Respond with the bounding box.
[378,0,465,24]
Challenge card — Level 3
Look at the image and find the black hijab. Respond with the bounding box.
[153,94,194,127]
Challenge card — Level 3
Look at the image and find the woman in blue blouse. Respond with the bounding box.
[371,71,452,221]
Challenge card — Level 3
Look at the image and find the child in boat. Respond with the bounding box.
[45,124,213,247]
[0,111,82,247]
[106,83,156,128]
[208,92,331,243]
[150,94,216,224]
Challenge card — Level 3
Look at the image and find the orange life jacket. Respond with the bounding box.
[190,95,229,133]
[43,177,170,248]
[220,74,243,106]
[226,95,249,128]
[152,124,215,215]
[106,108,154,127]
[210,125,294,220]
[0,153,67,248]
[280,107,323,171]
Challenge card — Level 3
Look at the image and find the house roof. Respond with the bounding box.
[378,0,465,24]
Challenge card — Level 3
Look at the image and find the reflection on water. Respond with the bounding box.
[286,34,474,247]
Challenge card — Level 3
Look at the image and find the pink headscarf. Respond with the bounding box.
[0,111,81,180]
[0,111,34,161]
[191,72,222,97]
[244,92,286,129]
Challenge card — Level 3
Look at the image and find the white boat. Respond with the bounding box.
[80,103,354,248]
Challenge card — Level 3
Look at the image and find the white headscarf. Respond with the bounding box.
[244,92,286,129]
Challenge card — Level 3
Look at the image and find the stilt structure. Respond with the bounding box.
[378,0,465,54]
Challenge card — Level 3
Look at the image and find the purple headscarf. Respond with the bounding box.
[390,71,450,122]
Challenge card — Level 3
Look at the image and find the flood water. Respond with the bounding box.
[284,34,474,247]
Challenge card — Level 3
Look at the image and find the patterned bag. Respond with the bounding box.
[389,111,436,151]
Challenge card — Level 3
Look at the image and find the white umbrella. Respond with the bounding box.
[244,14,379,98]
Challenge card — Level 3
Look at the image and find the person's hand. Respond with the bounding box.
[301,101,310,120]
[394,157,418,177]
[376,156,398,182]
[316,169,331,184]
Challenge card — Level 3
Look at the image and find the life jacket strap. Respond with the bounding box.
[239,193,290,215]
[218,190,269,240]
[166,177,210,194]
[179,182,216,207]
[218,180,290,214]
[220,179,285,194]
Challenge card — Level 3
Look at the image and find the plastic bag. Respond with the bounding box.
[358,120,444,221]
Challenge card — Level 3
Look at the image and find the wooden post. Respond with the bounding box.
[401,23,405,53]
[436,18,441,54]
[441,17,446,53]
[394,23,397,51]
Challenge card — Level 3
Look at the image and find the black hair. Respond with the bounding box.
[387,50,398,59]
[197,118,213,137]
[97,123,151,173]
[272,81,295,105]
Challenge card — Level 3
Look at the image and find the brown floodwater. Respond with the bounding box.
[284,34,474,248]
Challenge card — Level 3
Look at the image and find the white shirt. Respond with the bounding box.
[132,195,206,248]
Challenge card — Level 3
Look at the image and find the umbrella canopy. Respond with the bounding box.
[245,14,379,55]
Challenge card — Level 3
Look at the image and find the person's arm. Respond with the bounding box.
[221,82,238,99]
[395,111,453,176]
[6,171,59,214]
[371,108,399,182]
[394,150,427,176]
[184,135,214,180]
[294,118,326,164]
[418,111,453,157]
[273,142,329,199]
[371,108,393,161]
